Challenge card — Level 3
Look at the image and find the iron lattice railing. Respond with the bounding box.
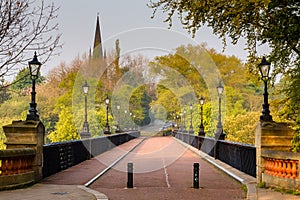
[173,131,256,177]
[43,131,140,177]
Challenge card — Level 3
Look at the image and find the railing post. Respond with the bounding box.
[127,162,133,188]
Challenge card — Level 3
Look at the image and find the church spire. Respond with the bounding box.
[93,13,103,59]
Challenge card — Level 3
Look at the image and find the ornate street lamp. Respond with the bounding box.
[215,82,226,140]
[189,104,194,134]
[26,52,42,121]
[104,94,111,134]
[258,57,273,122]
[80,81,90,138]
[116,105,121,132]
[198,96,205,136]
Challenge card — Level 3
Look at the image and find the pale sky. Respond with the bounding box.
[42,0,252,76]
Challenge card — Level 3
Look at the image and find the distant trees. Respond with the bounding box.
[0,42,282,146]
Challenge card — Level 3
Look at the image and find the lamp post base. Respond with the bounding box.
[214,132,226,140]
[80,132,91,139]
[104,124,111,134]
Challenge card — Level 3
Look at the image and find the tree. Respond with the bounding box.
[47,106,79,142]
[148,0,299,69]
[11,68,44,91]
[0,0,61,79]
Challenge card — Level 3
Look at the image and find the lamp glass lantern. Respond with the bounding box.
[29,52,42,79]
[258,57,271,80]
[217,82,224,95]
[82,81,89,94]
[200,96,204,105]
[105,95,110,105]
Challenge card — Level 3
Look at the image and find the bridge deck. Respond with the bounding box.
[1,136,299,200]
[90,136,244,200]
[43,136,245,200]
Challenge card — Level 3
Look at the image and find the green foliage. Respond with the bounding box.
[0,86,10,104]
[257,182,266,188]
[0,117,12,149]
[0,94,28,119]
[149,0,299,73]
[150,44,261,142]
[224,112,260,145]
[129,85,152,126]
[11,68,44,91]
[47,106,79,142]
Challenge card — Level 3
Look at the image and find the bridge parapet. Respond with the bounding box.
[0,148,35,190]
[43,131,140,177]
[173,131,256,177]
[261,150,300,190]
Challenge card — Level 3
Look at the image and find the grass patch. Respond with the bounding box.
[273,187,300,196]
[257,182,266,188]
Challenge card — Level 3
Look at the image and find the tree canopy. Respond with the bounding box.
[149,0,299,69]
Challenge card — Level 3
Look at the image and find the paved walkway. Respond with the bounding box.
[0,137,300,200]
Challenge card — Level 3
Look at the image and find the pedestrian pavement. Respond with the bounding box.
[0,137,299,200]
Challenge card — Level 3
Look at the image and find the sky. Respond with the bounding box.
[42,0,252,76]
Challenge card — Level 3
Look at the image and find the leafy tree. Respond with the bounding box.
[224,112,261,144]
[0,0,61,79]
[47,106,79,142]
[11,68,44,91]
[129,85,152,126]
[148,0,299,69]
[0,83,10,104]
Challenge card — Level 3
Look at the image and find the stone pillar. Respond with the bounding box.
[255,121,294,183]
[3,120,45,181]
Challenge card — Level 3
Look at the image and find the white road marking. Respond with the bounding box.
[162,159,171,188]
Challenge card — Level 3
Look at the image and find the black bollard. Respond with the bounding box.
[193,162,199,189]
[127,162,133,188]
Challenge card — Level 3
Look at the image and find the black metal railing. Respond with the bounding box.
[173,131,256,177]
[43,131,140,177]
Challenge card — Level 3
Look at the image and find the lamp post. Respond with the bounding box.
[133,114,136,130]
[116,105,121,132]
[215,82,226,140]
[81,80,90,138]
[198,96,205,136]
[189,104,194,134]
[124,110,128,131]
[183,108,187,132]
[26,52,41,121]
[129,112,132,130]
[258,57,273,122]
[104,94,111,134]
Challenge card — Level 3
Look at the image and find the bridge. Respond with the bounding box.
[0,120,299,200]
